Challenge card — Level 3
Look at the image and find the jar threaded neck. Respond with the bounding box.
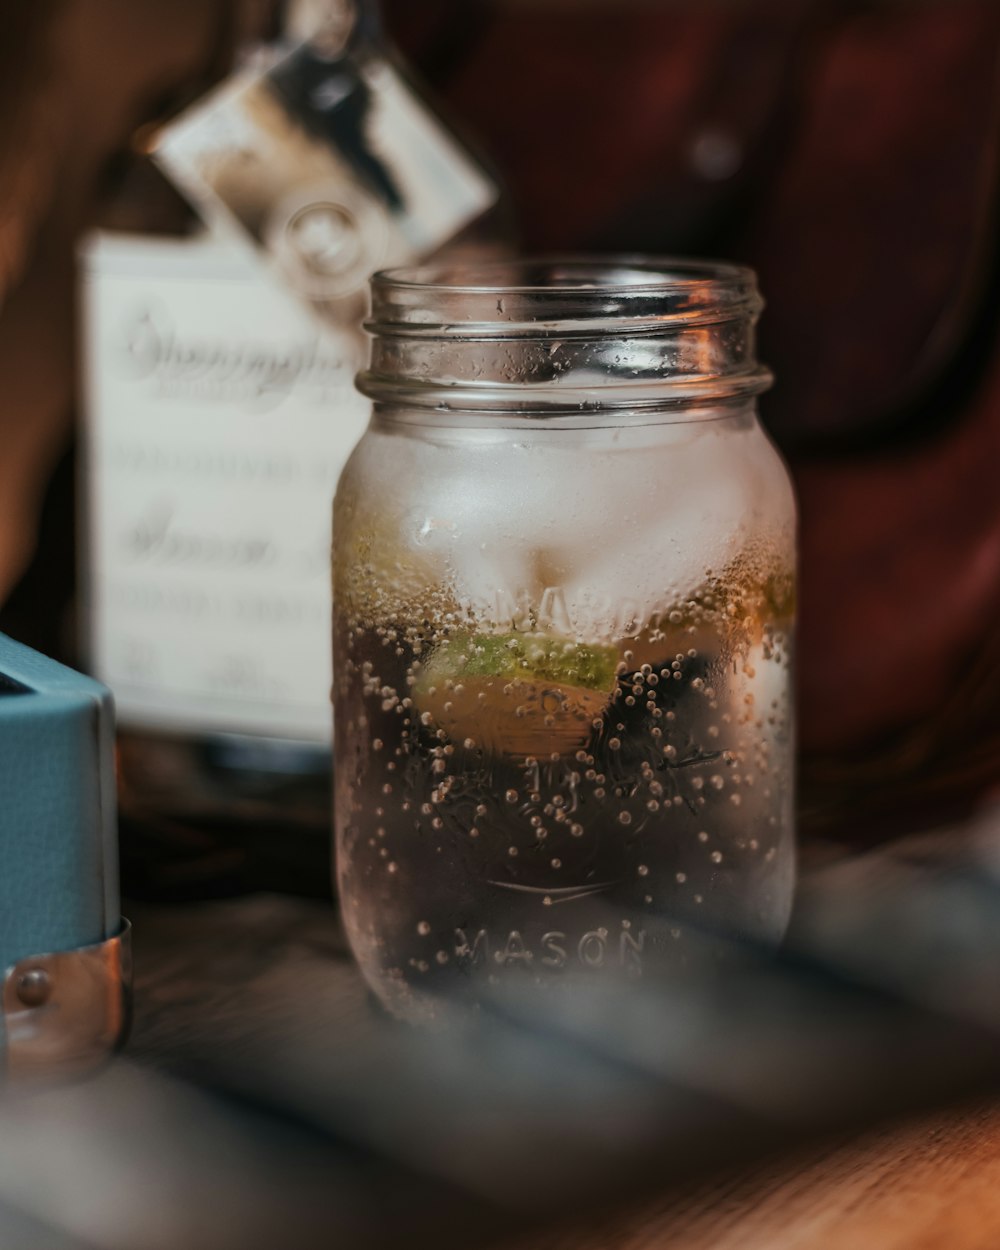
[358,256,771,416]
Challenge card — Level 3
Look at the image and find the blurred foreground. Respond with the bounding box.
[0,802,999,1247]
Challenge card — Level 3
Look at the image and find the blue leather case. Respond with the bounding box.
[0,633,118,969]
[0,634,127,1075]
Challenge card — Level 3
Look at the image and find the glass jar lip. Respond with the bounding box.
[372,254,758,297]
[361,253,770,416]
[366,254,764,337]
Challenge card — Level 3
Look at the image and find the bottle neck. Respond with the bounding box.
[283,0,381,48]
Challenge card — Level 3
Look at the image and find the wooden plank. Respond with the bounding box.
[517,1101,1000,1250]
[0,822,996,1247]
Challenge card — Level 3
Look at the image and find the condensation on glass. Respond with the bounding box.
[333,259,797,1023]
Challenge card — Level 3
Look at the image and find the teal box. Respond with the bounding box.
[0,634,128,1076]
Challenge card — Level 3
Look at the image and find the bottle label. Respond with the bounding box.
[84,38,497,742]
[82,234,364,740]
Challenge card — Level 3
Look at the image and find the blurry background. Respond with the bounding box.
[1,6,1000,1246]
[1,0,998,844]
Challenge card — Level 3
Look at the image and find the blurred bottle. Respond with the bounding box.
[80,0,510,898]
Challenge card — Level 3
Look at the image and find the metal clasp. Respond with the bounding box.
[2,920,132,1078]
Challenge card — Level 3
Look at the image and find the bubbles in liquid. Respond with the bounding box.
[334,528,795,1021]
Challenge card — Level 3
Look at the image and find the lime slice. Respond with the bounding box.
[413,631,619,757]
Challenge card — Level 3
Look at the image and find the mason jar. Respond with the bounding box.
[333,258,796,1023]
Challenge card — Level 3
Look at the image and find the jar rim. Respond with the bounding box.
[368,254,763,335]
[361,254,770,416]
[372,255,759,297]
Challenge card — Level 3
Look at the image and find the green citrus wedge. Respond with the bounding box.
[413,631,619,758]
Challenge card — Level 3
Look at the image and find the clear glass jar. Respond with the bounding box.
[333,258,796,1022]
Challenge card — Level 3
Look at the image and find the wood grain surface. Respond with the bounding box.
[1,822,997,1249]
[518,1101,1000,1250]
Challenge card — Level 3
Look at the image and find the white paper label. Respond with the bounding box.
[83,40,497,742]
[82,234,364,741]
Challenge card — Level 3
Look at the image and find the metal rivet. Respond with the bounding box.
[16,969,51,1008]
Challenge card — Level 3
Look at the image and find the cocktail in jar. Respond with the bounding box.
[333,260,795,1022]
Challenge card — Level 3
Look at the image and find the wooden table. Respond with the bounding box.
[0,818,999,1249]
[521,1101,1000,1250]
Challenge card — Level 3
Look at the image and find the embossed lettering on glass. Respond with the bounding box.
[333,259,796,1022]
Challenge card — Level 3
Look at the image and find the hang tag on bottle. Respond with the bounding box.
[152,31,498,322]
